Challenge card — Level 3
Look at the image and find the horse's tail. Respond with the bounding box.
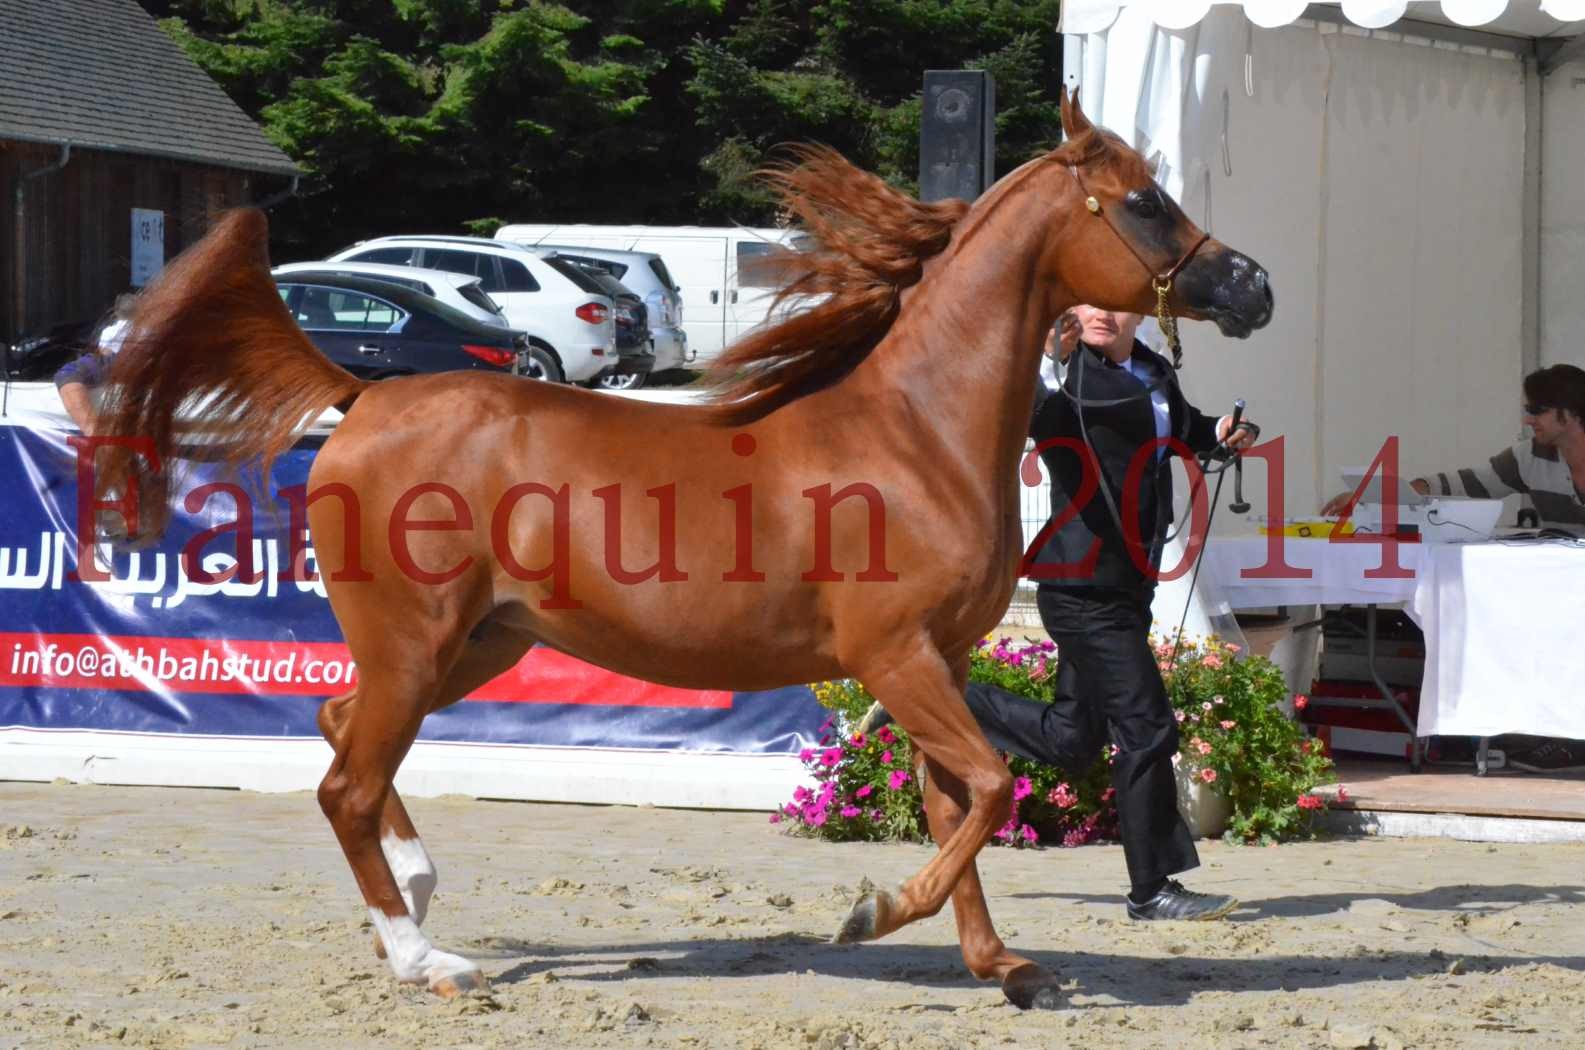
[95,208,368,537]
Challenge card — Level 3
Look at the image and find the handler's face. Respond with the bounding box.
[1071,305,1142,356]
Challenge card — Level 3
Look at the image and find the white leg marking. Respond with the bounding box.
[380,831,437,926]
[368,909,477,987]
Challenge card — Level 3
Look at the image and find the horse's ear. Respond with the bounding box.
[1060,86,1093,139]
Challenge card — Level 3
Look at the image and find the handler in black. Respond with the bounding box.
[864,305,1257,921]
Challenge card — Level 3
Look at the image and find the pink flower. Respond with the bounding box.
[840,805,862,819]
[1174,710,1186,723]
[1013,776,1033,801]
[1020,824,1038,844]
[1200,768,1217,784]
[881,750,894,765]
[1100,787,1116,802]
[1202,702,1213,711]
[793,786,810,803]
[887,769,912,790]
[1196,740,1212,756]
[875,726,896,745]
[870,808,884,821]
[819,747,842,767]
[849,732,867,748]
[1220,720,1236,730]
[1296,793,1324,811]
[806,806,829,826]
[798,748,815,763]
[1225,643,1241,653]
[1202,653,1222,669]
[768,813,782,823]
[855,784,873,799]
[1047,783,1078,809]
[1337,786,1351,802]
[1294,694,1309,711]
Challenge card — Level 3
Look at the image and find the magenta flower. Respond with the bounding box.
[1012,776,1033,801]
[855,784,873,799]
[819,747,842,767]
[1020,824,1038,844]
[840,805,862,819]
[798,748,815,763]
[875,725,896,745]
[793,786,810,803]
[806,806,829,826]
[887,769,912,790]
[849,732,867,748]
[881,749,894,765]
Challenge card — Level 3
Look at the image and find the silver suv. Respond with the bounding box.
[499,243,690,372]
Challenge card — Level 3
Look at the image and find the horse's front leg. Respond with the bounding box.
[833,638,1062,1009]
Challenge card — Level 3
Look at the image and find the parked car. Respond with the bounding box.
[3,318,98,381]
[544,256,654,390]
[503,243,689,372]
[272,261,508,328]
[324,235,616,383]
[272,273,531,380]
[493,224,810,364]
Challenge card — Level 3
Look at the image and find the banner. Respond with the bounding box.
[0,421,827,768]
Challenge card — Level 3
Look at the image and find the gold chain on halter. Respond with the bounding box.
[1153,278,1183,370]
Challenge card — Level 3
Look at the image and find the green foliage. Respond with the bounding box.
[144,0,1068,254]
[780,633,1338,850]
[1162,636,1338,844]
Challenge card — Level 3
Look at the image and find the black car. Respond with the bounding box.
[273,273,528,380]
[4,318,99,382]
[539,254,654,390]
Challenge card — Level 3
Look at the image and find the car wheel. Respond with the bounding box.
[516,345,564,383]
[596,371,646,391]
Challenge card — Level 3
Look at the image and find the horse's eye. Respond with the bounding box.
[1129,193,1162,220]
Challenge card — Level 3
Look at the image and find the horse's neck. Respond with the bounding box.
[841,193,1068,483]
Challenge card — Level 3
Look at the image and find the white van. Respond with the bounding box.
[493,224,810,363]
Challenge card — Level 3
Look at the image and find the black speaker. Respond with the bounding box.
[918,70,996,204]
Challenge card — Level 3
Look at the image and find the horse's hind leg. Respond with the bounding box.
[317,649,489,997]
[318,616,532,968]
[834,640,1062,1009]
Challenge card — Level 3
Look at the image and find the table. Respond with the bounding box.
[1201,535,1585,772]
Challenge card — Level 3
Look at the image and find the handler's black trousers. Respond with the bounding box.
[965,585,1197,892]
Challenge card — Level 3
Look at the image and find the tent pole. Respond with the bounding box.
[1522,50,1542,382]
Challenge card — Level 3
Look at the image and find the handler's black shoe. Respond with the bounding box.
[856,701,894,736]
[1126,879,1237,922]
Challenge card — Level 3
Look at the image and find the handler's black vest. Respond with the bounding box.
[1026,341,1221,590]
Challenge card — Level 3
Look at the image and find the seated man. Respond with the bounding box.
[1321,363,1585,772]
[1322,364,1585,533]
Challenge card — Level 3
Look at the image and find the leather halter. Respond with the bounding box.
[1068,163,1209,369]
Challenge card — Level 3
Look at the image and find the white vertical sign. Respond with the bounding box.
[131,208,165,287]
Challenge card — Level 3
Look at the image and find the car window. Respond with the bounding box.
[497,257,539,293]
[561,254,628,280]
[648,258,677,292]
[349,246,415,266]
[294,285,403,331]
[457,284,505,316]
[541,256,609,295]
[421,248,483,279]
[735,241,786,289]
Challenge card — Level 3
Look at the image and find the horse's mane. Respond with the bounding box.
[701,129,1125,425]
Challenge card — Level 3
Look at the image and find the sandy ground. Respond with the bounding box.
[3,782,1585,1049]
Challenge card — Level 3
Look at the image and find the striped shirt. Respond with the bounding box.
[1422,440,1585,529]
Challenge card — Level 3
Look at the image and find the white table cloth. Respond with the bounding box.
[1202,535,1585,741]
[1410,541,1585,739]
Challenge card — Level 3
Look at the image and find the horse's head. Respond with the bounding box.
[1047,89,1272,339]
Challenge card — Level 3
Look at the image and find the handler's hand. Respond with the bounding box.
[1322,478,1431,517]
[1216,415,1258,451]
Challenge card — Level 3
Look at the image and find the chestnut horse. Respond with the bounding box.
[95,92,1271,1009]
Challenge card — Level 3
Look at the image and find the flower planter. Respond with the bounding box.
[1175,763,1232,840]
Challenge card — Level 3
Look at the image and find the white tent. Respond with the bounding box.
[1059,1,1585,525]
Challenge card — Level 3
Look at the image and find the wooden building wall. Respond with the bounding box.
[2,140,264,343]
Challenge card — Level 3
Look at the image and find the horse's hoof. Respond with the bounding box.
[832,889,892,944]
[373,932,387,960]
[431,968,489,999]
[1002,962,1064,1011]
